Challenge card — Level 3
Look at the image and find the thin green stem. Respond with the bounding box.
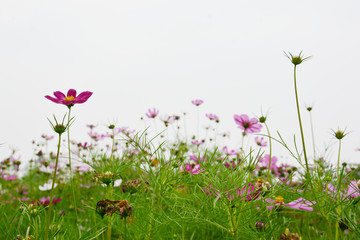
[124,217,127,240]
[45,133,62,239]
[109,128,115,161]
[240,133,245,154]
[335,139,342,240]
[67,107,78,221]
[293,65,309,176]
[309,111,316,160]
[107,185,114,240]
[264,122,272,183]
[197,108,200,139]
[67,107,72,172]
[336,140,342,190]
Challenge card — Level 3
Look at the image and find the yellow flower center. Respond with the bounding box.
[275,196,284,204]
[65,96,75,102]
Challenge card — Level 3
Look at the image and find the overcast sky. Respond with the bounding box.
[1,0,359,169]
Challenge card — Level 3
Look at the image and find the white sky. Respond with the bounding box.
[1,0,360,168]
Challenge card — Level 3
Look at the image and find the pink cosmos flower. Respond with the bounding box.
[160,115,176,127]
[88,131,105,141]
[203,184,221,198]
[146,108,159,119]
[347,181,360,199]
[41,134,54,141]
[184,163,204,175]
[191,99,204,106]
[86,124,98,130]
[205,113,219,122]
[191,140,205,146]
[258,154,280,177]
[324,183,340,198]
[325,181,360,200]
[224,161,238,169]
[114,127,136,136]
[234,114,262,134]
[225,183,261,201]
[265,197,315,211]
[255,137,267,147]
[45,89,93,107]
[222,146,238,156]
[35,196,62,206]
[2,174,17,181]
[74,164,91,172]
[189,155,207,162]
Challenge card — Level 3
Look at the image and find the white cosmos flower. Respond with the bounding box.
[101,179,122,187]
[39,179,57,191]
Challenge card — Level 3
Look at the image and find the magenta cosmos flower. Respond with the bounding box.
[191,99,204,106]
[183,163,204,175]
[234,114,262,134]
[205,113,219,122]
[266,196,315,211]
[45,89,93,107]
[145,108,159,119]
[255,136,267,147]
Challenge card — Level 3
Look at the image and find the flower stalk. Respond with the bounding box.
[285,51,311,177]
[45,114,70,240]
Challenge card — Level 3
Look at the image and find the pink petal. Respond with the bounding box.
[45,96,63,104]
[53,91,65,100]
[67,89,77,97]
[76,91,93,103]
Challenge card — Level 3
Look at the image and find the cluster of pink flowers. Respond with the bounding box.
[258,154,279,177]
[31,196,62,206]
[2,174,17,181]
[203,183,261,201]
[325,181,360,200]
[203,184,221,198]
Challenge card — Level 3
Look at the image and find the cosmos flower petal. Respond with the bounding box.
[53,91,66,100]
[67,89,77,97]
[77,91,93,100]
[45,96,63,104]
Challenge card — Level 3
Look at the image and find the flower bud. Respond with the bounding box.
[259,116,267,123]
[53,124,67,134]
[334,130,345,140]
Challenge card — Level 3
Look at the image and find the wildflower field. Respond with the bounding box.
[2,53,360,240]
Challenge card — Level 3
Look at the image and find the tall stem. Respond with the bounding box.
[309,111,316,160]
[107,185,114,240]
[336,140,342,189]
[45,133,62,239]
[293,65,309,176]
[240,133,245,154]
[197,108,200,139]
[67,107,78,220]
[124,217,127,240]
[335,139,342,240]
[109,128,115,161]
[67,107,72,172]
[265,122,273,183]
